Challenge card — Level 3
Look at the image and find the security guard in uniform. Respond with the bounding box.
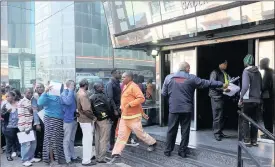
[209,60,231,141]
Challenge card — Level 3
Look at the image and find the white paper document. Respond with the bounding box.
[37,109,45,123]
[223,83,240,97]
[17,130,35,144]
[49,81,62,96]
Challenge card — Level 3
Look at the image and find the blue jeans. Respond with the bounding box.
[21,140,37,162]
[63,121,78,163]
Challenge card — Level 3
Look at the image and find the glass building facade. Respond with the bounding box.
[1,2,36,91]
[34,1,155,87]
[103,1,274,48]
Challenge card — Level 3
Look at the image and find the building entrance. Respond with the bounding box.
[197,40,254,130]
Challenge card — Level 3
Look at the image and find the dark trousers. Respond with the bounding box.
[263,99,274,134]
[110,117,119,147]
[211,98,225,135]
[165,112,191,154]
[35,119,44,157]
[2,127,20,157]
[242,103,260,142]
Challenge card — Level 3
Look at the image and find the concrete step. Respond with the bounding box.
[114,134,272,167]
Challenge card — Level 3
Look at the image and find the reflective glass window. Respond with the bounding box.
[196,7,241,32]
[160,1,183,20]
[163,18,196,38]
[241,2,274,24]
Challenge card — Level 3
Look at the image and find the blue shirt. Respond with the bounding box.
[60,89,76,123]
[162,71,223,113]
[31,96,44,125]
[7,108,18,128]
[37,93,63,120]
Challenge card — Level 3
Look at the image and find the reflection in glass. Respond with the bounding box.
[241,2,274,24]
[259,40,275,70]
[136,26,163,44]
[163,18,196,38]
[160,1,183,21]
[132,1,161,28]
[5,2,36,91]
[197,7,241,32]
[195,1,232,11]
[35,2,75,85]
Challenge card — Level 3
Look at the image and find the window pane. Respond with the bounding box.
[242,2,274,24]
[197,7,241,32]
[163,18,196,38]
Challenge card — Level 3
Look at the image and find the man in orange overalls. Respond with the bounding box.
[108,72,157,164]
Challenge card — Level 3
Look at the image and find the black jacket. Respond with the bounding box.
[105,78,121,112]
[90,92,111,121]
[262,68,274,99]
[209,69,230,99]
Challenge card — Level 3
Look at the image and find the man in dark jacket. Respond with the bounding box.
[105,69,122,151]
[260,58,274,137]
[209,60,231,141]
[162,62,226,158]
[90,83,111,163]
[239,54,262,146]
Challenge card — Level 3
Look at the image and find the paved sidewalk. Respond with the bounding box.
[1,147,130,167]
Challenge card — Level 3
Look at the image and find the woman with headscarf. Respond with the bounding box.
[38,84,65,166]
[1,90,21,161]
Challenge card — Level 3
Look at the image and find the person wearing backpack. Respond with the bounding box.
[90,82,111,163]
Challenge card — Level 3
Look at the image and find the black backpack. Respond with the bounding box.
[90,93,110,121]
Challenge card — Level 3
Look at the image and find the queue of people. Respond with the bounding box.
[1,54,273,166]
[1,69,157,167]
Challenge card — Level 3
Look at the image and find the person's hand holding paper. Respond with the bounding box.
[223,83,240,97]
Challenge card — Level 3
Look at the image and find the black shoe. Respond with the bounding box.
[164,152,171,157]
[178,152,187,158]
[97,160,107,163]
[91,156,96,160]
[72,157,82,163]
[7,156,13,161]
[214,135,222,141]
[147,142,157,152]
[82,161,96,166]
[107,154,121,164]
[243,139,252,147]
[220,133,230,138]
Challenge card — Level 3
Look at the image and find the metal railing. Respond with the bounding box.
[237,110,275,167]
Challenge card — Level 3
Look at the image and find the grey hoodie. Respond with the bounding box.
[240,66,262,103]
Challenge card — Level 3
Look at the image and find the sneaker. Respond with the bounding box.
[82,161,96,166]
[243,140,251,147]
[251,141,258,147]
[11,152,16,157]
[30,158,41,163]
[23,161,32,167]
[126,138,139,147]
[147,142,157,152]
[71,157,82,163]
[107,154,121,164]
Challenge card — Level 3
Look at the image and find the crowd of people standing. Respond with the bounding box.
[1,69,156,167]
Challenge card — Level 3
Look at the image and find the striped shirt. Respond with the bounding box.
[17,97,33,132]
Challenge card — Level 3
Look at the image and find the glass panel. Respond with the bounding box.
[171,49,197,129]
[241,2,275,24]
[259,40,274,70]
[132,1,161,28]
[115,33,136,47]
[163,18,196,38]
[195,1,232,11]
[136,26,163,44]
[197,7,241,32]
[160,1,184,20]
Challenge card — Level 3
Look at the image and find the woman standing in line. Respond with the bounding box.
[1,90,21,161]
[38,85,65,166]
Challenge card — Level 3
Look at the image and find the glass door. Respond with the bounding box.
[170,48,198,130]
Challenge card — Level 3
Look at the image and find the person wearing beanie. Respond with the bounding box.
[209,59,231,141]
[239,54,262,146]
